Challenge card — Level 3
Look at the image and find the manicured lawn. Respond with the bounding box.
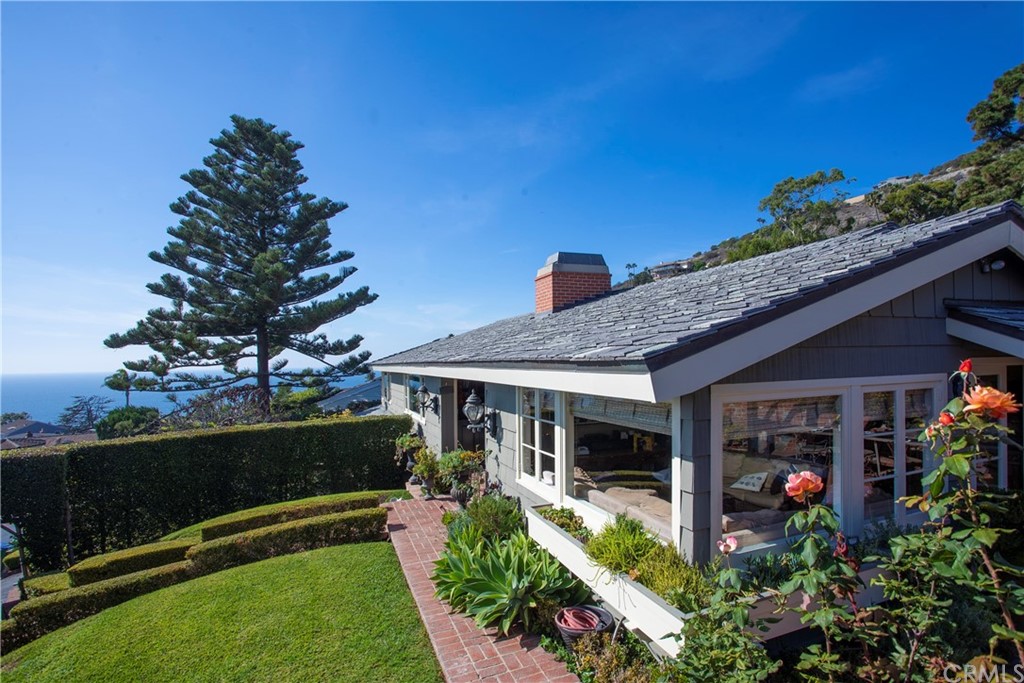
[160,488,410,541]
[2,543,441,683]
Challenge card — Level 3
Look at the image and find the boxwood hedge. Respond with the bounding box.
[0,414,410,571]
[67,538,197,587]
[186,507,388,575]
[199,491,380,542]
[9,561,194,646]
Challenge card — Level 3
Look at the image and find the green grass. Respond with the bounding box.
[2,543,441,683]
[160,488,411,541]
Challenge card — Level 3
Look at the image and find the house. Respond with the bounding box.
[0,419,68,440]
[374,201,1024,564]
[315,378,383,415]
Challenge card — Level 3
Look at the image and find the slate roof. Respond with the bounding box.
[316,378,382,412]
[946,301,1024,341]
[377,202,1023,370]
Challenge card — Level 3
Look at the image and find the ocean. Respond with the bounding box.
[0,373,361,424]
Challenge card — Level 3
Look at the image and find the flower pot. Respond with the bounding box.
[421,476,435,500]
[554,605,614,649]
[451,485,472,508]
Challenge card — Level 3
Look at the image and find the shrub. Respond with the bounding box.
[0,446,67,571]
[21,571,70,598]
[199,491,379,541]
[538,507,592,543]
[186,507,387,575]
[437,449,485,490]
[432,529,588,636]
[634,543,714,612]
[740,551,800,592]
[68,538,197,586]
[1,617,35,654]
[466,493,522,540]
[0,414,410,568]
[566,631,659,683]
[3,551,21,572]
[586,514,659,576]
[9,561,193,648]
[94,406,160,440]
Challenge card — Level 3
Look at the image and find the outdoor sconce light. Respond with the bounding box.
[980,258,1006,274]
[462,390,497,434]
[416,384,437,414]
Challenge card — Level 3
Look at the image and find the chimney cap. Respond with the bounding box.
[543,252,607,267]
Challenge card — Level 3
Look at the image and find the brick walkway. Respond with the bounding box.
[386,494,577,683]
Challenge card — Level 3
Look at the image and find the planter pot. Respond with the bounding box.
[554,605,614,648]
[450,486,472,508]
[421,477,436,499]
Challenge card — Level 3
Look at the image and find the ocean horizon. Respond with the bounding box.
[1,372,361,424]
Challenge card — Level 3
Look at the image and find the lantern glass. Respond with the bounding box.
[463,390,485,424]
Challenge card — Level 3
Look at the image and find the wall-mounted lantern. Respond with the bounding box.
[462,389,497,435]
[416,384,438,415]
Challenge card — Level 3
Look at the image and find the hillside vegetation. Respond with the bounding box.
[625,63,1023,282]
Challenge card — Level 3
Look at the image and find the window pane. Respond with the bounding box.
[541,390,555,422]
[521,416,535,448]
[864,391,896,479]
[541,422,555,455]
[541,454,555,484]
[522,390,536,418]
[721,395,840,545]
[522,446,537,477]
[905,389,930,474]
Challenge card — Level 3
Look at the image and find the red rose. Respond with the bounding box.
[959,359,972,373]
[938,411,955,425]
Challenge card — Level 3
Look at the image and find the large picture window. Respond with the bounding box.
[520,389,557,487]
[721,394,841,545]
[862,388,931,522]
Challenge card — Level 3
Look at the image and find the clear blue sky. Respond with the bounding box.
[3,2,1022,375]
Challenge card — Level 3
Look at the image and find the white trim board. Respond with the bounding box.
[947,318,1024,359]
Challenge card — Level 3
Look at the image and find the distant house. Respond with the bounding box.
[375,202,1023,565]
[0,419,68,439]
[316,378,382,415]
[0,420,97,449]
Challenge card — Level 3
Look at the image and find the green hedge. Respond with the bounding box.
[67,539,196,587]
[199,491,380,542]
[9,561,194,646]
[1,616,34,654]
[186,507,387,576]
[21,572,70,598]
[0,414,410,570]
[0,447,68,570]
[3,552,21,572]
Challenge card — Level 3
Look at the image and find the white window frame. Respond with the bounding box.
[970,360,1012,490]
[710,373,945,555]
[403,374,426,425]
[515,387,565,504]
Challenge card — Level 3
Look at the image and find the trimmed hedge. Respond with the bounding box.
[1,616,34,654]
[0,414,411,570]
[199,491,380,542]
[9,561,194,646]
[67,538,196,587]
[3,552,21,572]
[21,572,70,598]
[186,507,387,576]
[0,447,67,570]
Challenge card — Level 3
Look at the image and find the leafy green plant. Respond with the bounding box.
[741,551,801,592]
[465,493,522,540]
[436,448,485,490]
[539,507,592,543]
[566,631,658,683]
[585,514,658,576]
[459,531,588,635]
[410,447,439,483]
[634,542,714,612]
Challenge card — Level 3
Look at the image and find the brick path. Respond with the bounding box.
[386,493,578,683]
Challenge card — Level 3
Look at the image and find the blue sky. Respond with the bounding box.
[3,2,1022,375]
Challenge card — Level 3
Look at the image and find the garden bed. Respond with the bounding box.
[526,505,889,657]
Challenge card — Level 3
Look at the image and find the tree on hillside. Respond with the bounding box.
[105,116,378,413]
[866,180,958,225]
[1,412,30,423]
[967,63,1024,148]
[58,396,112,433]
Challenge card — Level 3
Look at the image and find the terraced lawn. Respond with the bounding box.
[1,543,441,683]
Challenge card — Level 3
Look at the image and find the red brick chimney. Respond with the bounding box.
[535,252,611,314]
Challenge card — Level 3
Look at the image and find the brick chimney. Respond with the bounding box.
[535,252,611,314]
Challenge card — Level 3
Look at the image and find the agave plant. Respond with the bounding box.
[461,531,589,635]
